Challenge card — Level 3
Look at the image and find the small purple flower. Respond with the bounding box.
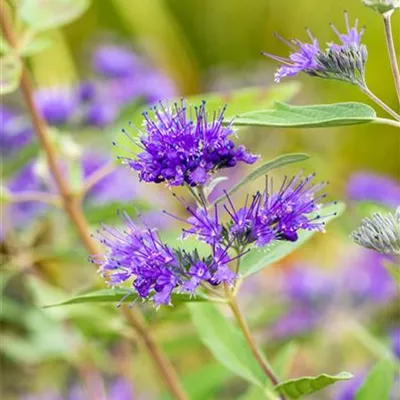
[391,328,400,359]
[34,87,78,125]
[92,44,139,78]
[262,31,320,82]
[120,100,258,187]
[0,106,33,154]
[92,212,181,306]
[347,172,400,209]
[264,12,367,86]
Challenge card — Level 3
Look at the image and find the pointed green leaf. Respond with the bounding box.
[20,0,91,31]
[213,153,309,205]
[187,302,266,387]
[45,288,207,308]
[240,202,345,277]
[355,360,395,400]
[233,102,376,128]
[0,55,22,95]
[275,372,354,399]
[20,34,53,56]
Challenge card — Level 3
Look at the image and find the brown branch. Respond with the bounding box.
[0,4,187,399]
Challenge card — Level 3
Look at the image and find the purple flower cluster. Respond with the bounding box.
[263,12,367,85]
[31,43,176,128]
[123,101,257,186]
[182,173,329,249]
[92,212,237,306]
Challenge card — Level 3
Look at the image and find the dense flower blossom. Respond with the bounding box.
[92,212,237,306]
[0,107,33,154]
[182,173,329,249]
[263,13,367,86]
[34,87,78,125]
[122,101,258,186]
[351,207,400,255]
[347,172,400,208]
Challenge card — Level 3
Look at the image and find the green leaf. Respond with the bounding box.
[213,153,309,205]
[45,288,207,308]
[161,362,231,400]
[233,102,376,128]
[20,0,91,31]
[0,55,22,95]
[355,360,395,400]
[240,202,345,277]
[187,302,266,388]
[275,372,354,399]
[20,34,53,56]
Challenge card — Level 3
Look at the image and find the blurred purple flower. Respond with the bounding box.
[122,100,257,187]
[92,44,140,78]
[139,69,177,104]
[0,106,33,154]
[347,171,400,208]
[84,101,119,128]
[81,153,137,204]
[342,248,396,304]
[2,163,47,240]
[392,328,400,359]
[34,87,78,125]
[22,377,135,400]
[284,265,334,307]
[78,80,96,102]
[270,307,320,339]
[334,373,364,400]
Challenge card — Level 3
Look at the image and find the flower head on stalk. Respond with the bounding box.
[363,0,400,14]
[263,12,367,86]
[91,211,240,306]
[351,207,400,255]
[118,100,258,187]
[181,172,330,251]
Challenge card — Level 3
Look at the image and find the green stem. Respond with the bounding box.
[373,117,400,128]
[224,284,285,400]
[360,85,400,121]
[383,11,400,104]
